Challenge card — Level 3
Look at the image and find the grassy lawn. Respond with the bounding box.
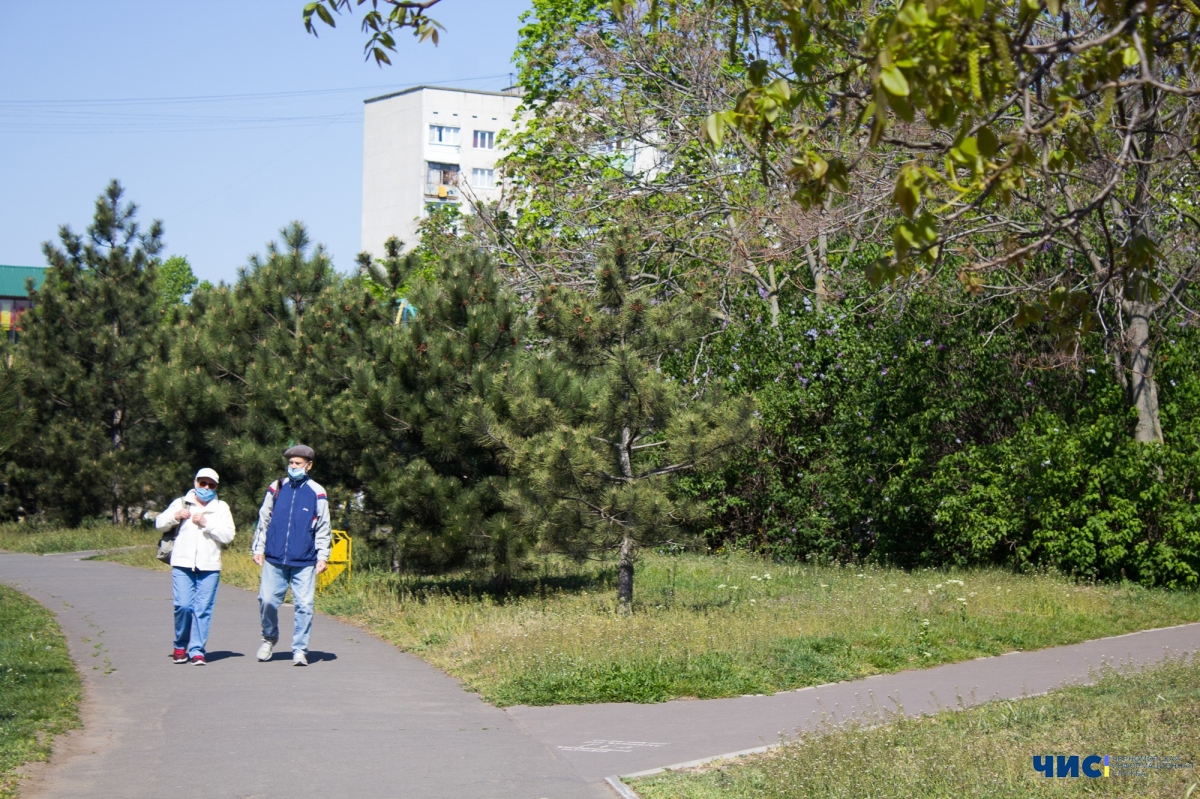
[0,584,82,798]
[630,657,1200,798]
[81,531,1200,707]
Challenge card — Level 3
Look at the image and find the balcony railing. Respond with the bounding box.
[424,182,461,200]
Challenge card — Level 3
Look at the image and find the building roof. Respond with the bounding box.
[364,84,523,105]
[0,265,46,298]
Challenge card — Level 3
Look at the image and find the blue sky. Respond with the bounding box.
[0,0,531,284]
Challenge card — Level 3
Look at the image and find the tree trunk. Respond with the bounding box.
[617,534,634,609]
[1123,301,1163,444]
[766,263,781,328]
[617,425,635,610]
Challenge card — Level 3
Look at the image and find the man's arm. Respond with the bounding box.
[250,483,277,556]
[312,487,332,564]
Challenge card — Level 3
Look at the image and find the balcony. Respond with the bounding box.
[424,182,461,200]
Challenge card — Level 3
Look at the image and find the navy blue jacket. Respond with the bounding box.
[251,476,332,568]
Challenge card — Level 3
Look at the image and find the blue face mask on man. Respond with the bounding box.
[288,466,308,481]
[195,487,217,502]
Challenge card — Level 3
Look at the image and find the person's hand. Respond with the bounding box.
[253,553,264,566]
[315,560,328,575]
[174,507,190,521]
[190,510,206,526]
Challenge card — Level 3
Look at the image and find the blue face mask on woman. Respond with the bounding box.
[288,466,308,481]
[195,487,216,502]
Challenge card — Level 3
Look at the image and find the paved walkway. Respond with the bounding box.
[0,553,606,799]
[3,552,1199,797]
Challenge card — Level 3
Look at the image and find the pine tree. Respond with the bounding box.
[9,181,170,524]
[350,249,529,581]
[150,223,385,523]
[477,238,757,607]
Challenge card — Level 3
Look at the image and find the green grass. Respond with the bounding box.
[0,584,82,798]
[0,523,152,555]
[93,537,1200,706]
[631,657,1200,798]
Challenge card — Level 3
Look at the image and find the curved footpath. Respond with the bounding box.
[2,552,1198,798]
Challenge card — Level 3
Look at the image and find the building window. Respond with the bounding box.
[427,162,460,185]
[473,130,495,150]
[429,125,461,145]
[471,168,496,189]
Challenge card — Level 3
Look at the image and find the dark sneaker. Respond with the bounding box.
[191,654,206,666]
[173,648,188,664]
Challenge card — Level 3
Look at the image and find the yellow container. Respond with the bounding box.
[316,530,351,592]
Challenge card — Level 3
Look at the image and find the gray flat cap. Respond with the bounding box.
[284,444,315,461]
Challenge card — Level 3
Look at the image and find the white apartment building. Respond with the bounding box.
[361,85,524,256]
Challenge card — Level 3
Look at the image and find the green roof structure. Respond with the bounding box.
[0,265,47,298]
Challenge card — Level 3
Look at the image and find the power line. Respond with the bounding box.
[0,73,514,108]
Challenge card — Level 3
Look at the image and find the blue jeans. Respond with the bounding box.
[259,561,316,654]
[172,567,220,657]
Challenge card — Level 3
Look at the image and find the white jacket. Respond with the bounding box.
[155,490,236,571]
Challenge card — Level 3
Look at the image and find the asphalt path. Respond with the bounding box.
[3,551,1198,797]
[0,552,606,799]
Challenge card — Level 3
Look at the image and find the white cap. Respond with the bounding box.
[194,468,220,484]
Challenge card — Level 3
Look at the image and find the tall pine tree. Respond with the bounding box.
[476,238,757,607]
[9,181,170,524]
[350,249,529,581]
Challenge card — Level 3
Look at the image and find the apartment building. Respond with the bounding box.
[361,85,523,257]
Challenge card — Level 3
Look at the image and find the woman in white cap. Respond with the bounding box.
[155,468,236,665]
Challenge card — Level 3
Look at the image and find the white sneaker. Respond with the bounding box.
[292,651,308,667]
[256,640,275,662]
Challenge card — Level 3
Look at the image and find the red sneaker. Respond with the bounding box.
[190,654,206,666]
[173,648,188,664]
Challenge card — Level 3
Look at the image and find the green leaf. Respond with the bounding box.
[702,113,725,148]
[1122,47,1141,67]
[880,67,910,97]
[315,3,335,28]
[977,127,999,158]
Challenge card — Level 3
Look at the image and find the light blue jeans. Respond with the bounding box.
[172,567,221,658]
[258,561,316,654]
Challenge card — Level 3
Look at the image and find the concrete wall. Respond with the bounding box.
[361,86,523,258]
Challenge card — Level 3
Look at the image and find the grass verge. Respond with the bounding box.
[0,523,151,555]
[87,535,1200,706]
[0,584,82,798]
[630,657,1200,798]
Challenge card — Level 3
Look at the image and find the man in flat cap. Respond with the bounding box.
[250,444,331,666]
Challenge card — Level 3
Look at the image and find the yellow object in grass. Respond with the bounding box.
[317,530,351,592]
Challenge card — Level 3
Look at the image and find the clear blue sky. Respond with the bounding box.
[0,0,531,284]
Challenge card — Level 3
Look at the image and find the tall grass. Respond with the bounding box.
[0,584,82,798]
[94,540,1200,706]
[632,657,1200,798]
